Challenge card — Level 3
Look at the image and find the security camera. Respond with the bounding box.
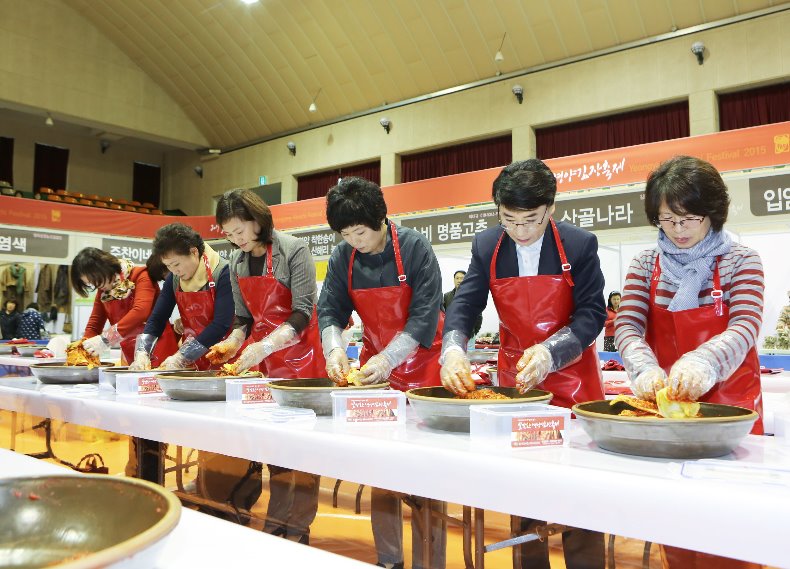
[691,41,705,65]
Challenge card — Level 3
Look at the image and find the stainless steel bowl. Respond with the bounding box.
[268,378,389,415]
[468,349,498,364]
[15,344,41,357]
[100,366,195,389]
[572,400,759,459]
[0,474,181,569]
[30,362,115,384]
[155,370,262,401]
[406,386,553,432]
[0,343,14,355]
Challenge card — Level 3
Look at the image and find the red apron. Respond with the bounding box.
[350,223,444,392]
[490,219,604,409]
[174,255,232,371]
[236,243,326,378]
[102,286,178,368]
[645,256,763,434]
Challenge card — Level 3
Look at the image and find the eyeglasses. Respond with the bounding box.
[83,283,97,292]
[656,215,705,230]
[499,207,548,231]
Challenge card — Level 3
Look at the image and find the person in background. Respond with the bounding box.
[440,158,606,569]
[776,289,790,331]
[318,176,445,569]
[615,156,764,569]
[0,300,19,340]
[71,248,178,365]
[131,223,234,370]
[210,188,322,544]
[443,270,482,348]
[603,291,621,352]
[17,303,46,339]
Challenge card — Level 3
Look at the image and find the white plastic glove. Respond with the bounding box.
[359,353,393,384]
[129,351,152,371]
[631,366,667,401]
[160,351,192,371]
[440,348,474,395]
[326,348,350,384]
[667,352,716,401]
[235,323,299,373]
[205,329,246,364]
[82,335,109,357]
[515,344,553,393]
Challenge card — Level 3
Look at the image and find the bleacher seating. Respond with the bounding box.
[30,187,160,214]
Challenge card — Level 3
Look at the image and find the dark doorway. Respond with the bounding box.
[133,162,161,207]
[33,143,69,193]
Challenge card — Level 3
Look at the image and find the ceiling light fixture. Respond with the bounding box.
[287,141,296,156]
[308,88,322,113]
[379,117,391,134]
[239,0,259,5]
[45,113,54,127]
[494,32,506,63]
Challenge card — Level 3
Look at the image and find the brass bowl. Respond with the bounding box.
[155,370,262,401]
[268,377,389,415]
[406,386,553,432]
[30,362,115,384]
[573,400,759,459]
[0,474,181,568]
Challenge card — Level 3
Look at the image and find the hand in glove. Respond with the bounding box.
[234,341,271,373]
[129,351,152,371]
[326,348,350,384]
[630,366,666,401]
[359,353,393,384]
[160,352,192,370]
[440,349,474,395]
[82,335,109,357]
[173,318,184,336]
[515,344,553,393]
[205,329,245,364]
[667,353,716,401]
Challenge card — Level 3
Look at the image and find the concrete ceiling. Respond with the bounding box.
[63,0,787,149]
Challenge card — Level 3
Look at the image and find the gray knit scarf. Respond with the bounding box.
[656,228,731,312]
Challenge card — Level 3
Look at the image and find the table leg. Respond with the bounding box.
[136,437,164,485]
[475,508,485,569]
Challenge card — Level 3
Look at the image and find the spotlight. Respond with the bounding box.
[691,41,705,65]
[45,113,54,127]
[512,85,524,104]
[308,88,321,113]
[100,140,111,154]
[194,165,203,178]
[287,141,296,156]
[379,117,391,134]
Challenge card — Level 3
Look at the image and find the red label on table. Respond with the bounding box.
[345,397,399,422]
[242,383,272,404]
[511,416,565,448]
[138,376,162,395]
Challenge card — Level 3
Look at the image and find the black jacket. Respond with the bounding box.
[0,310,20,340]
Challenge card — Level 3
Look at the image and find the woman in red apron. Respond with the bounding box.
[616,156,764,569]
[441,159,607,569]
[71,247,177,366]
[208,189,322,544]
[129,223,235,371]
[318,177,446,569]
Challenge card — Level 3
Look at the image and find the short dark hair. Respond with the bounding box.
[326,177,387,232]
[215,189,274,243]
[492,159,557,210]
[71,247,123,297]
[4,300,16,310]
[453,270,466,278]
[153,223,205,259]
[26,302,39,311]
[145,254,169,282]
[644,155,730,231]
[607,291,621,310]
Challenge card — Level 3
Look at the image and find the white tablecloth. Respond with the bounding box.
[0,447,373,568]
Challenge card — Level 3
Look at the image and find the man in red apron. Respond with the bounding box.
[318,177,445,569]
[208,189,324,544]
[441,159,606,569]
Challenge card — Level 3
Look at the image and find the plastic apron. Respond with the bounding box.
[174,255,232,371]
[350,223,444,392]
[102,288,178,367]
[236,243,326,378]
[490,219,604,409]
[645,255,763,434]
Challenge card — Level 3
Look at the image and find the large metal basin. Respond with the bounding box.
[467,349,498,364]
[155,370,262,401]
[30,362,115,384]
[406,386,553,432]
[268,378,389,415]
[573,400,759,459]
[0,474,181,568]
[15,345,41,357]
[101,366,195,389]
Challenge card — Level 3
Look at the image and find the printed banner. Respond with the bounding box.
[0,226,69,258]
[748,173,790,216]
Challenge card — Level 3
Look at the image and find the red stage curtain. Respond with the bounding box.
[0,137,13,186]
[719,81,790,131]
[536,102,689,160]
[297,160,380,201]
[33,143,69,193]
[401,135,511,183]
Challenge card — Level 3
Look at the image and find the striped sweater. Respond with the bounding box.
[614,244,764,382]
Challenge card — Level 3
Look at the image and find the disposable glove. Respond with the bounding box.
[129,333,157,371]
[173,318,184,336]
[359,354,393,384]
[129,351,152,371]
[326,348,350,384]
[160,352,192,370]
[515,344,553,393]
[440,348,474,395]
[205,329,246,364]
[160,337,207,370]
[82,335,109,357]
[630,366,667,401]
[667,352,716,401]
[358,332,419,384]
[235,323,299,373]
